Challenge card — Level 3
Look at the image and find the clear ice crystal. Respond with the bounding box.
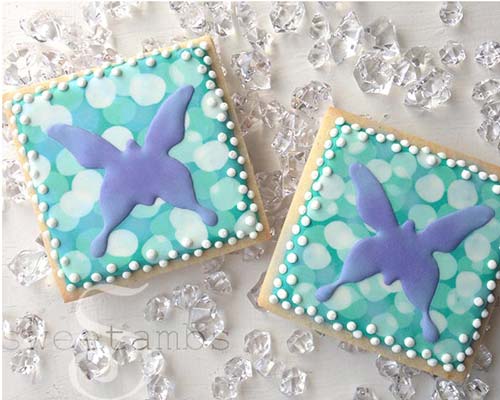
[472,78,500,101]
[434,378,466,400]
[262,100,286,128]
[141,350,165,380]
[235,1,257,33]
[201,256,225,274]
[2,158,29,204]
[242,243,265,262]
[308,39,331,69]
[310,13,330,40]
[439,2,464,26]
[354,386,379,400]
[172,283,202,309]
[464,377,490,400]
[7,249,50,286]
[232,91,263,135]
[281,150,307,196]
[269,2,306,33]
[279,367,307,396]
[10,348,40,375]
[212,376,238,400]
[364,17,400,59]
[188,294,225,347]
[481,96,500,121]
[389,375,416,400]
[375,355,401,379]
[393,46,435,87]
[338,341,366,353]
[112,336,139,366]
[16,313,46,348]
[404,68,453,110]
[354,51,394,95]
[205,2,234,37]
[73,330,111,380]
[477,119,500,142]
[286,329,315,354]
[254,354,280,377]
[177,3,209,35]
[243,329,272,358]
[224,356,253,383]
[439,40,466,65]
[475,41,500,68]
[291,80,332,117]
[272,111,314,155]
[246,27,273,53]
[203,271,233,295]
[19,11,64,43]
[256,171,283,214]
[103,1,141,19]
[231,50,271,90]
[147,375,175,400]
[144,295,172,321]
[332,11,364,62]
[246,271,267,311]
[473,344,493,370]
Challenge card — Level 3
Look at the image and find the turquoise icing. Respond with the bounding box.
[272,120,500,369]
[12,45,261,288]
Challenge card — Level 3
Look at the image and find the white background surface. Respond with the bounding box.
[2,1,500,399]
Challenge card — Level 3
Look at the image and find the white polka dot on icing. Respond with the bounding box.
[130,73,166,106]
[287,253,298,263]
[86,77,116,108]
[292,294,302,303]
[286,274,297,285]
[277,288,287,299]
[366,324,377,334]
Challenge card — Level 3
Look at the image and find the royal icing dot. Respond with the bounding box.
[297,235,308,246]
[346,321,357,331]
[83,282,93,289]
[332,322,343,331]
[404,337,415,348]
[66,284,76,292]
[458,334,468,344]
[168,250,178,259]
[294,307,304,315]
[181,51,191,61]
[292,294,302,304]
[60,256,70,266]
[286,253,298,263]
[366,324,377,335]
[91,272,102,282]
[443,364,454,372]
[375,133,386,143]
[456,352,466,362]
[456,364,466,373]
[336,138,346,147]
[353,330,363,339]
[228,237,237,245]
[278,264,288,274]
[487,259,497,270]
[421,349,432,359]
[406,350,417,359]
[306,306,317,316]
[269,294,278,304]
[391,345,402,353]
[461,170,472,180]
[286,274,298,285]
[427,359,438,367]
[370,337,380,346]
[441,353,452,363]
[334,117,345,125]
[143,265,152,272]
[384,336,395,346]
[487,280,496,290]
[282,301,291,310]
[146,249,158,260]
[277,288,288,299]
[106,263,117,273]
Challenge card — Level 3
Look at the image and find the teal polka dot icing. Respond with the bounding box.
[12,43,262,289]
[272,119,500,371]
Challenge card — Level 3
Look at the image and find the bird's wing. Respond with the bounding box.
[143,85,195,155]
[419,205,495,253]
[47,124,121,169]
[349,162,398,231]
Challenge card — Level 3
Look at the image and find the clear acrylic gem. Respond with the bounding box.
[7,249,50,286]
[103,1,141,19]
[224,356,253,383]
[244,329,272,358]
[354,51,394,95]
[435,378,466,400]
[439,2,464,26]
[481,96,500,121]
[10,348,40,375]
[147,375,175,400]
[404,68,453,110]
[172,283,202,310]
[73,330,111,380]
[332,11,364,61]
[475,41,500,68]
[286,329,315,354]
[256,171,283,213]
[473,344,493,370]
[375,355,401,379]
[262,100,286,128]
[231,50,271,90]
[291,80,332,117]
[269,2,306,33]
[477,119,500,142]
[142,37,164,53]
[235,1,257,33]
[203,271,232,295]
[232,91,263,135]
[439,40,466,65]
[242,243,265,262]
[245,27,273,53]
[364,17,400,59]
[201,256,225,274]
[16,313,46,348]
[393,46,435,87]
[310,13,330,40]
[3,158,29,203]
[212,376,238,400]
[144,295,172,321]
[254,354,281,377]
[472,78,500,101]
[354,386,379,400]
[205,2,234,37]
[246,272,267,311]
[464,377,489,400]
[112,336,139,366]
[178,3,209,35]
[188,294,225,348]
[279,367,307,396]
[338,341,366,353]
[141,350,165,380]
[308,39,331,69]
[389,375,416,400]
[282,150,307,196]
[19,11,64,42]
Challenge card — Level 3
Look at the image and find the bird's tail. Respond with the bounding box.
[421,312,440,343]
[197,206,218,226]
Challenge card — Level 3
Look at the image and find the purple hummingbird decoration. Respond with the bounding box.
[315,162,495,343]
[47,85,218,258]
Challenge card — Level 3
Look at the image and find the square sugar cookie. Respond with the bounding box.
[259,107,500,381]
[3,36,270,302]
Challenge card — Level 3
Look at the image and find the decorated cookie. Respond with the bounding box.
[259,107,499,381]
[3,36,270,302]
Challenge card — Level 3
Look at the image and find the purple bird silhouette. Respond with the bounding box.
[47,85,218,258]
[315,162,494,343]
